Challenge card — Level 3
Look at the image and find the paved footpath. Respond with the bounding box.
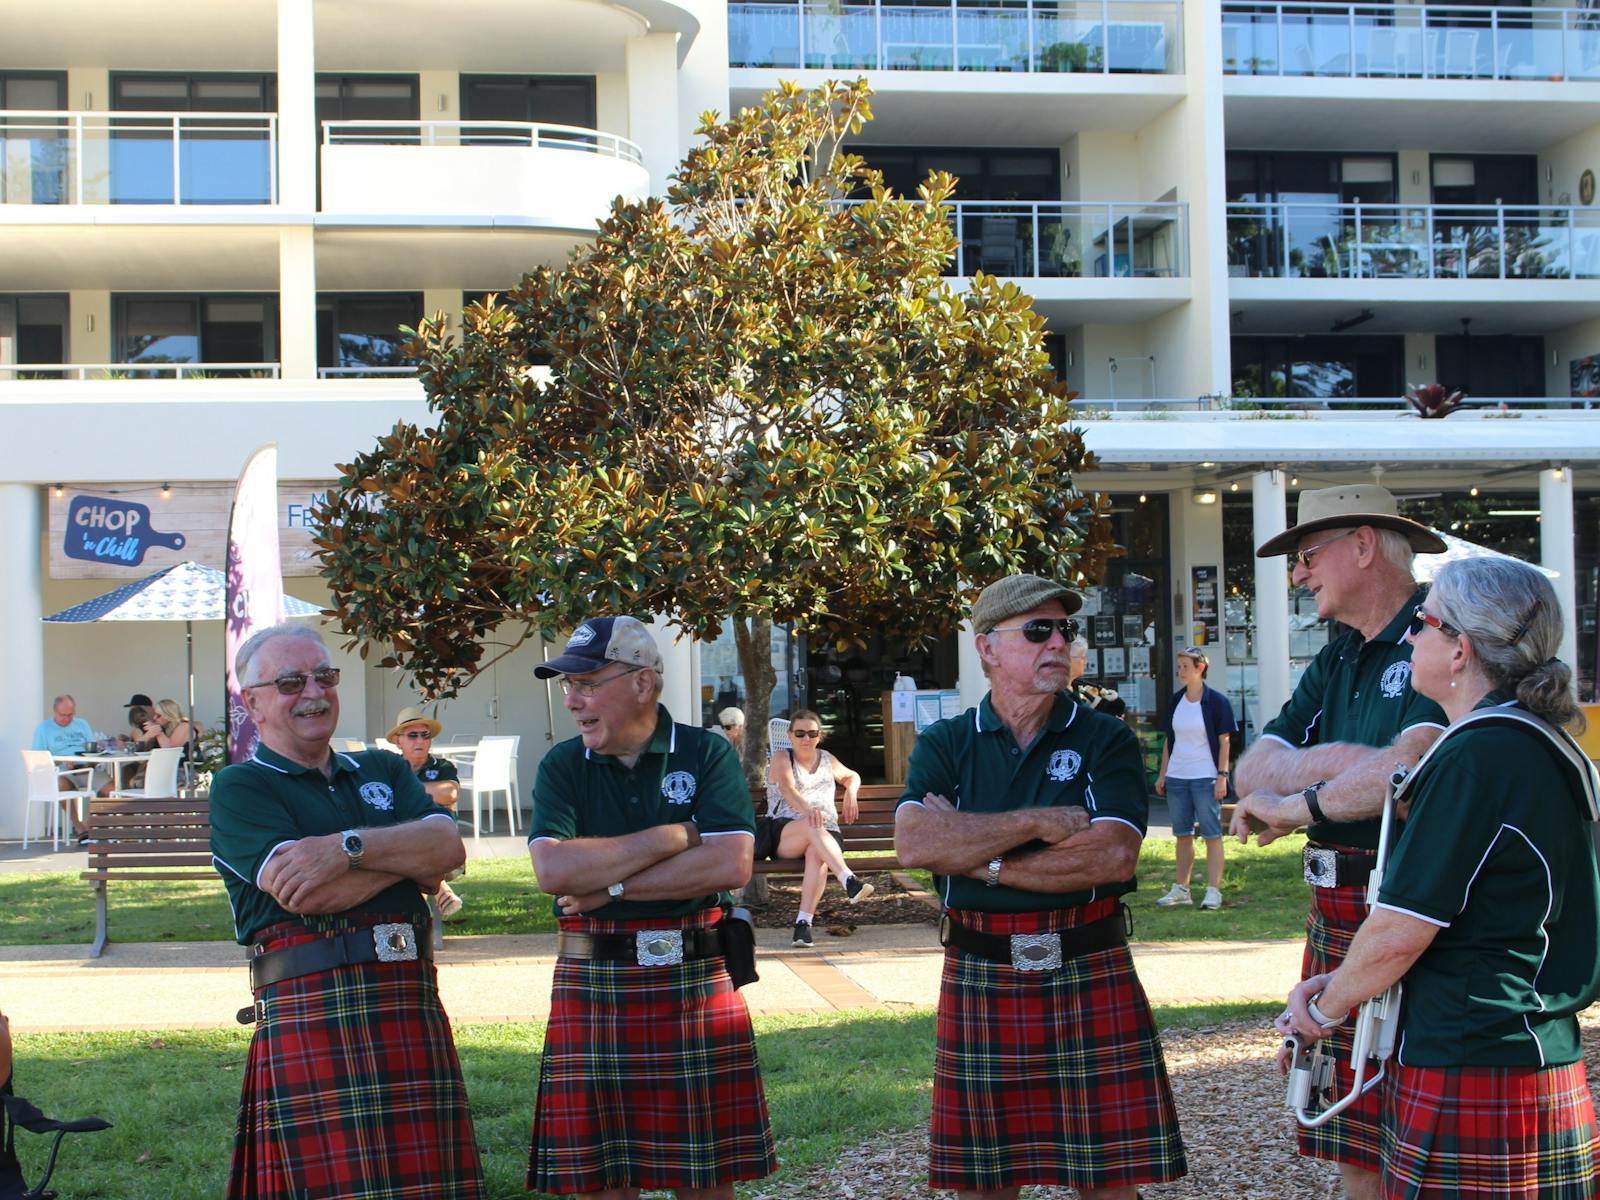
[0,925,1302,1033]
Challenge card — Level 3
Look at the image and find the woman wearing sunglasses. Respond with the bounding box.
[1279,557,1600,1198]
[764,709,873,947]
[1154,647,1238,912]
[388,706,465,918]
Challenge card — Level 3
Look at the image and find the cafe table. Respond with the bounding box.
[52,750,151,795]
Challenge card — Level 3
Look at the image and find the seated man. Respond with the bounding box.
[29,694,97,838]
[388,705,465,918]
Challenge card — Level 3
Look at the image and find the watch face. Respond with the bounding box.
[343,833,364,855]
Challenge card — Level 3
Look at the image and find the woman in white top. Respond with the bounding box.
[767,709,873,947]
[1153,647,1237,911]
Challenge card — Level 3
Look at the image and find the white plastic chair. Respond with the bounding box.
[112,746,183,799]
[463,737,516,839]
[22,750,94,850]
[479,734,521,830]
[372,738,398,754]
[333,738,367,753]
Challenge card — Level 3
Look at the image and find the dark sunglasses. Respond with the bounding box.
[790,728,821,738]
[400,730,434,740]
[244,667,341,695]
[1408,606,1461,640]
[988,618,1080,644]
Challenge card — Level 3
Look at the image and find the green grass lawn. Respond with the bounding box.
[0,837,1311,948]
[9,1003,1277,1200]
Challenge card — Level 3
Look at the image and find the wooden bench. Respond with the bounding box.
[80,797,214,958]
[750,782,903,875]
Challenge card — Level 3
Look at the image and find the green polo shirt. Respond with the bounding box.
[897,692,1147,913]
[415,754,459,786]
[1262,586,1447,849]
[209,745,454,944]
[528,706,754,919]
[1376,695,1600,1067]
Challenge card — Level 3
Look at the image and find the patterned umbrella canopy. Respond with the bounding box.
[42,561,321,623]
[1412,532,1560,584]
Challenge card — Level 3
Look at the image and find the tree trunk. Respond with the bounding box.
[731,614,778,906]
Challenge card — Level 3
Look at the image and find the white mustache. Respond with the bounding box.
[292,700,331,718]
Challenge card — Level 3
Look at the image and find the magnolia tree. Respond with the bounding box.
[314,79,1112,779]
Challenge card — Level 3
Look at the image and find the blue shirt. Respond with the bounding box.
[31,717,93,755]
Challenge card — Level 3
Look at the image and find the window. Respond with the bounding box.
[315,75,419,123]
[0,295,68,376]
[1232,336,1404,401]
[109,73,276,204]
[850,146,1061,201]
[316,294,422,374]
[460,76,596,129]
[114,295,275,373]
[1,73,67,204]
[1430,154,1538,205]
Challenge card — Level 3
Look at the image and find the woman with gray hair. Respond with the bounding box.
[1278,556,1600,1198]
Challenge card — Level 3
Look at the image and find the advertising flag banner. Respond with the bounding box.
[225,445,287,763]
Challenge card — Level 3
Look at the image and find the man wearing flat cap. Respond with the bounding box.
[1230,484,1447,1199]
[525,614,776,1199]
[895,574,1187,1200]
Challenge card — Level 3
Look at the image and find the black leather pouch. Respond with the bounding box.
[719,905,759,989]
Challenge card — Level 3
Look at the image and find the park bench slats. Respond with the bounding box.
[78,798,216,957]
[750,783,904,875]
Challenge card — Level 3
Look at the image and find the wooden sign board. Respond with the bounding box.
[48,481,341,579]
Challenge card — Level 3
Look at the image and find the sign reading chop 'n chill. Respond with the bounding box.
[48,482,346,579]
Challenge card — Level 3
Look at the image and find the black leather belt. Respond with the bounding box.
[248,920,432,992]
[557,928,723,965]
[939,907,1128,971]
[1303,844,1376,889]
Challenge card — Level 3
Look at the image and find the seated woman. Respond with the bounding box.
[388,705,464,918]
[1279,557,1600,1199]
[142,699,195,758]
[762,709,873,948]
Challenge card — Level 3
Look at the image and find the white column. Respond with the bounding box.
[1180,0,1232,397]
[1540,465,1577,667]
[625,33,681,198]
[957,618,986,713]
[278,227,317,380]
[1252,470,1290,735]
[0,485,45,839]
[650,615,696,726]
[276,0,316,213]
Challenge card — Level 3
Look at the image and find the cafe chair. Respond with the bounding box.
[109,747,182,801]
[478,735,521,829]
[20,752,92,852]
[462,737,516,839]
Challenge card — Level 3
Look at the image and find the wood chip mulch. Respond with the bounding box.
[743,871,939,930]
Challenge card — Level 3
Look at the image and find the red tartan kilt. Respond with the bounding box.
[229,913,484,1200]
[930,900,1187,1192]
[1299,879,1384,1172]
[528,907,776,1195]
[1382,1060,1600,1198]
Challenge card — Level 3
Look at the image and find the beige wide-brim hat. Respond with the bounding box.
[386,705,442,742]
[1256,484,1447,558]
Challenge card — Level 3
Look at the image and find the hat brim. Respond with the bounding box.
[385,717,443,742]
[1256,514,1447,558]
[533,653,605,679]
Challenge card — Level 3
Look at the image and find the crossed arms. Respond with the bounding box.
[258,817,465,914]
[531,822,754,915]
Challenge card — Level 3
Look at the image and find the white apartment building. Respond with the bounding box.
[4,0,1600,833]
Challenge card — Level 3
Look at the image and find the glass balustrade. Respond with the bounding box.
[946,201,1188,277]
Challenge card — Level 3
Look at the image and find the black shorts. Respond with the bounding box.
[752,816,793,861]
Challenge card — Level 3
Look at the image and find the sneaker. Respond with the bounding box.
[436,888,464,919]
[1155,884,1192,907]
[792,920,814,947]
[844,874,875,904]
[1200,887,1223,911]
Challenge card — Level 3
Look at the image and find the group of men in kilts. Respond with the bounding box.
[210,479,1526,1200]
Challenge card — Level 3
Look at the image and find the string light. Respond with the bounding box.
[1469,486,1479,496]
[1229,481,1239,492]
[160,483,171,499]
[52,483,63,498]
[1290,475,1299,487]
[1138,493,1147,503]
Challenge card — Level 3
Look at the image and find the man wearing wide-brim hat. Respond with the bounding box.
[1231,484,1448,1198]
[895,574,1188,1199]
[388,705,464,918]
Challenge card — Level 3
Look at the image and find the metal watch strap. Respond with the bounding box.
[1307,992,1346,1028]
[985,857,1003,888]
[1302,781,1329,825]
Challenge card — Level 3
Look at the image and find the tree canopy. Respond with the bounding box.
[314,79,1112,702]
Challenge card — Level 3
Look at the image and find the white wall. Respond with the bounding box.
[1547,314,1600,397]
[1541,122,1600,206]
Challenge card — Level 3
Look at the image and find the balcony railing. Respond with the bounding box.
[0,362,282,380]
[947,200,1188,276]
[1227,202,1600,279]
[729,0,1184,73]
[320,120,644,166]
[1222,2,1600,79]
[0,111,278,206]
[316,365,419,379]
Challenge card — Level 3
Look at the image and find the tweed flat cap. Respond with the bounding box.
[972,574,1083,633]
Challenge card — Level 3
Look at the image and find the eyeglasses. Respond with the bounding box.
[1290,529,1355,569]
[721,723,741,731]
[791,728,821,738]
[987,618,1080,644]
[400,730,434,741]
[243,667,341,695]
[1408,606,1462,640]
[559,665,644,697]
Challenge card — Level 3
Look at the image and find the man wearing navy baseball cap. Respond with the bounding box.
[525,615,775,1198]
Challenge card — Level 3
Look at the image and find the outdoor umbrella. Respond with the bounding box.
[1412,532,1560,583]
[42,560,322,739]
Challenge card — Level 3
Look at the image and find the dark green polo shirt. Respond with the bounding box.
[528,706,754,919]
[897,692,1147,913]
[415,754,459,786]
[209,745,454,944]
[1262,586,1447,849]
[1376,695,1600,1068]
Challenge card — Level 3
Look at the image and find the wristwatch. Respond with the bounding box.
[607,881,626,900]
[985,857,1003,888]
[1302,781,1329,825]
[340,829,364,869]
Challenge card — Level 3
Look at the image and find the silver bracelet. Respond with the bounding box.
[985,857,1003,888]
[1307,992,1346,1029]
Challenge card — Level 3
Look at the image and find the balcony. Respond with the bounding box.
[318,120,648,228]
[947,200,1187,277]
[0,362,281,381]
[1228,202,1600,280]
[0,111,278,207]
[1222,2,1600,79]
[729,0,1184,73]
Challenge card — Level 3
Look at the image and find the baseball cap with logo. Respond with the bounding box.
[534,615,665,678]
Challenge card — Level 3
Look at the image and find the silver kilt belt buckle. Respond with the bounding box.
[1303,846,1339,888]
[373,922,419,962]
[1009,932,1063,971]
[636,929,684,966]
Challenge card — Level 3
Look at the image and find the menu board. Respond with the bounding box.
[1191,564,1220,647]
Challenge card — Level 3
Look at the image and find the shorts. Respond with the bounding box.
[752,816,793,861]
[1166,776,1222,839]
